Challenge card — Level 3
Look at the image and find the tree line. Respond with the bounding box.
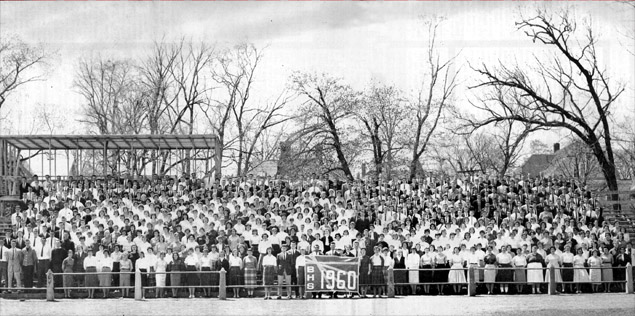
[1,9,633,192]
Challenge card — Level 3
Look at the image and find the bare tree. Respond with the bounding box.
[356,83,407,180]
[0,35,49,110]
[406,17,459,180]
[290,72,361,181]
[549,139,600,183]
[470,9,625,192]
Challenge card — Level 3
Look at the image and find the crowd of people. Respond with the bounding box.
[1,172,634,299]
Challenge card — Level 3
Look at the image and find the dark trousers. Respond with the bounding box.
[0,261,7,287]
[23,265,35,288]
[37,259,49,287]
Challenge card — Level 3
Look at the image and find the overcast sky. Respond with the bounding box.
[1,1,634,140]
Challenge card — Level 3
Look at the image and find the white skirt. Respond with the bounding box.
[448,263,466,284]
[573,264,590,283]
[527,262,544,284]
[545,263,563,283]
[156,271,166,287]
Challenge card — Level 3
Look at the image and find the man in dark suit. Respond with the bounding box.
[276,243,293,299]
[288,241,301,298]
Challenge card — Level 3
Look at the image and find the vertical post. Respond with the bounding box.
[214,140,221,180]
[134,268,143,300]
[386,267,395,298]
[46,269,54,301]
[468,266,476,296]
[626,263,633,294]
[103,142,108,175]
[548,265,556,295]
[219,268,227,300]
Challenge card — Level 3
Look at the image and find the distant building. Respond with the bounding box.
[521,154,555,176]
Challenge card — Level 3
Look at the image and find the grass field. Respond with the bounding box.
[1,293,633,316]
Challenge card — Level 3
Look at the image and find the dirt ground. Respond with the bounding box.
[1,293,633,316]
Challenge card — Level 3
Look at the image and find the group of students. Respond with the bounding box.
[1,171,634,299]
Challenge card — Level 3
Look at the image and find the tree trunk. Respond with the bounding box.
[408,154,419,181]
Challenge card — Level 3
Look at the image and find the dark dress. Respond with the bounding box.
[168,258,185,288]
[393,256,407,285]
[50,248,67,287]
[614,253,629,282]
[359,256,371,286]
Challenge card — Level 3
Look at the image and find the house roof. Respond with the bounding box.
[0,134,219,150]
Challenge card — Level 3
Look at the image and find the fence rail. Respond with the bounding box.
[1,263,629,301]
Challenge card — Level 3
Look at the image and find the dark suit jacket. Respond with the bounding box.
[276,251,294,276]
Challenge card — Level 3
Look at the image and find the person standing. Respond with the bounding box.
[448,247,466,294]
[83,247,98,299]
[600,247,613,293]
[243,248,258,298]
[512,248,527,294]
[21,240,38,288]
[154,252,168,298]
[276,243,293,299]
[483,246,497,295]
[6,239,23,292]
[0,241,7,290]
[167,252,184,298]
[588,250,602,293]
[294,247,307,300]
[526,245,544,294]
[370,246,385,298]
[183,248,199,299]
[228,248,243,298]
[61,250,75,298]
[573,248,590,294]
[261,247,277,300]
[34,234,51,287]
[119,252,132,298]
[50,240,67,288]
[98,250,113,298]
[496,245,514,294]
[560,245,575,293]
[405,247,420,295]
[545,247,563,293]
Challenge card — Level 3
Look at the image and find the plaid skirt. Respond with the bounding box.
[228,266,242,286]
[263,266,276,286]
[296,267,305,286]
[371,266,385,285]
[359,266,371,286]
[244,268,257,288]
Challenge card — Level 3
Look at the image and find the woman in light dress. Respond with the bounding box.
[154,252,168,298]
[573,248,590,294]
[587,250,602,292]
[447,247,466,294]
[544,247,563,292]
[405,247,420,295]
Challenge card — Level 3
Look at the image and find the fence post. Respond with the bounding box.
[467,266,476,296]
[548,265,556,295]
[626,263,634,294]
[134,269,143,301]
[219,268,226,300]
[46,269,54,301]
[386,267,395,298]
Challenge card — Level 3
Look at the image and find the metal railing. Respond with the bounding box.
[1,263,629,300]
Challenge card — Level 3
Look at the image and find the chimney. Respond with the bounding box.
[553,143,560,153]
